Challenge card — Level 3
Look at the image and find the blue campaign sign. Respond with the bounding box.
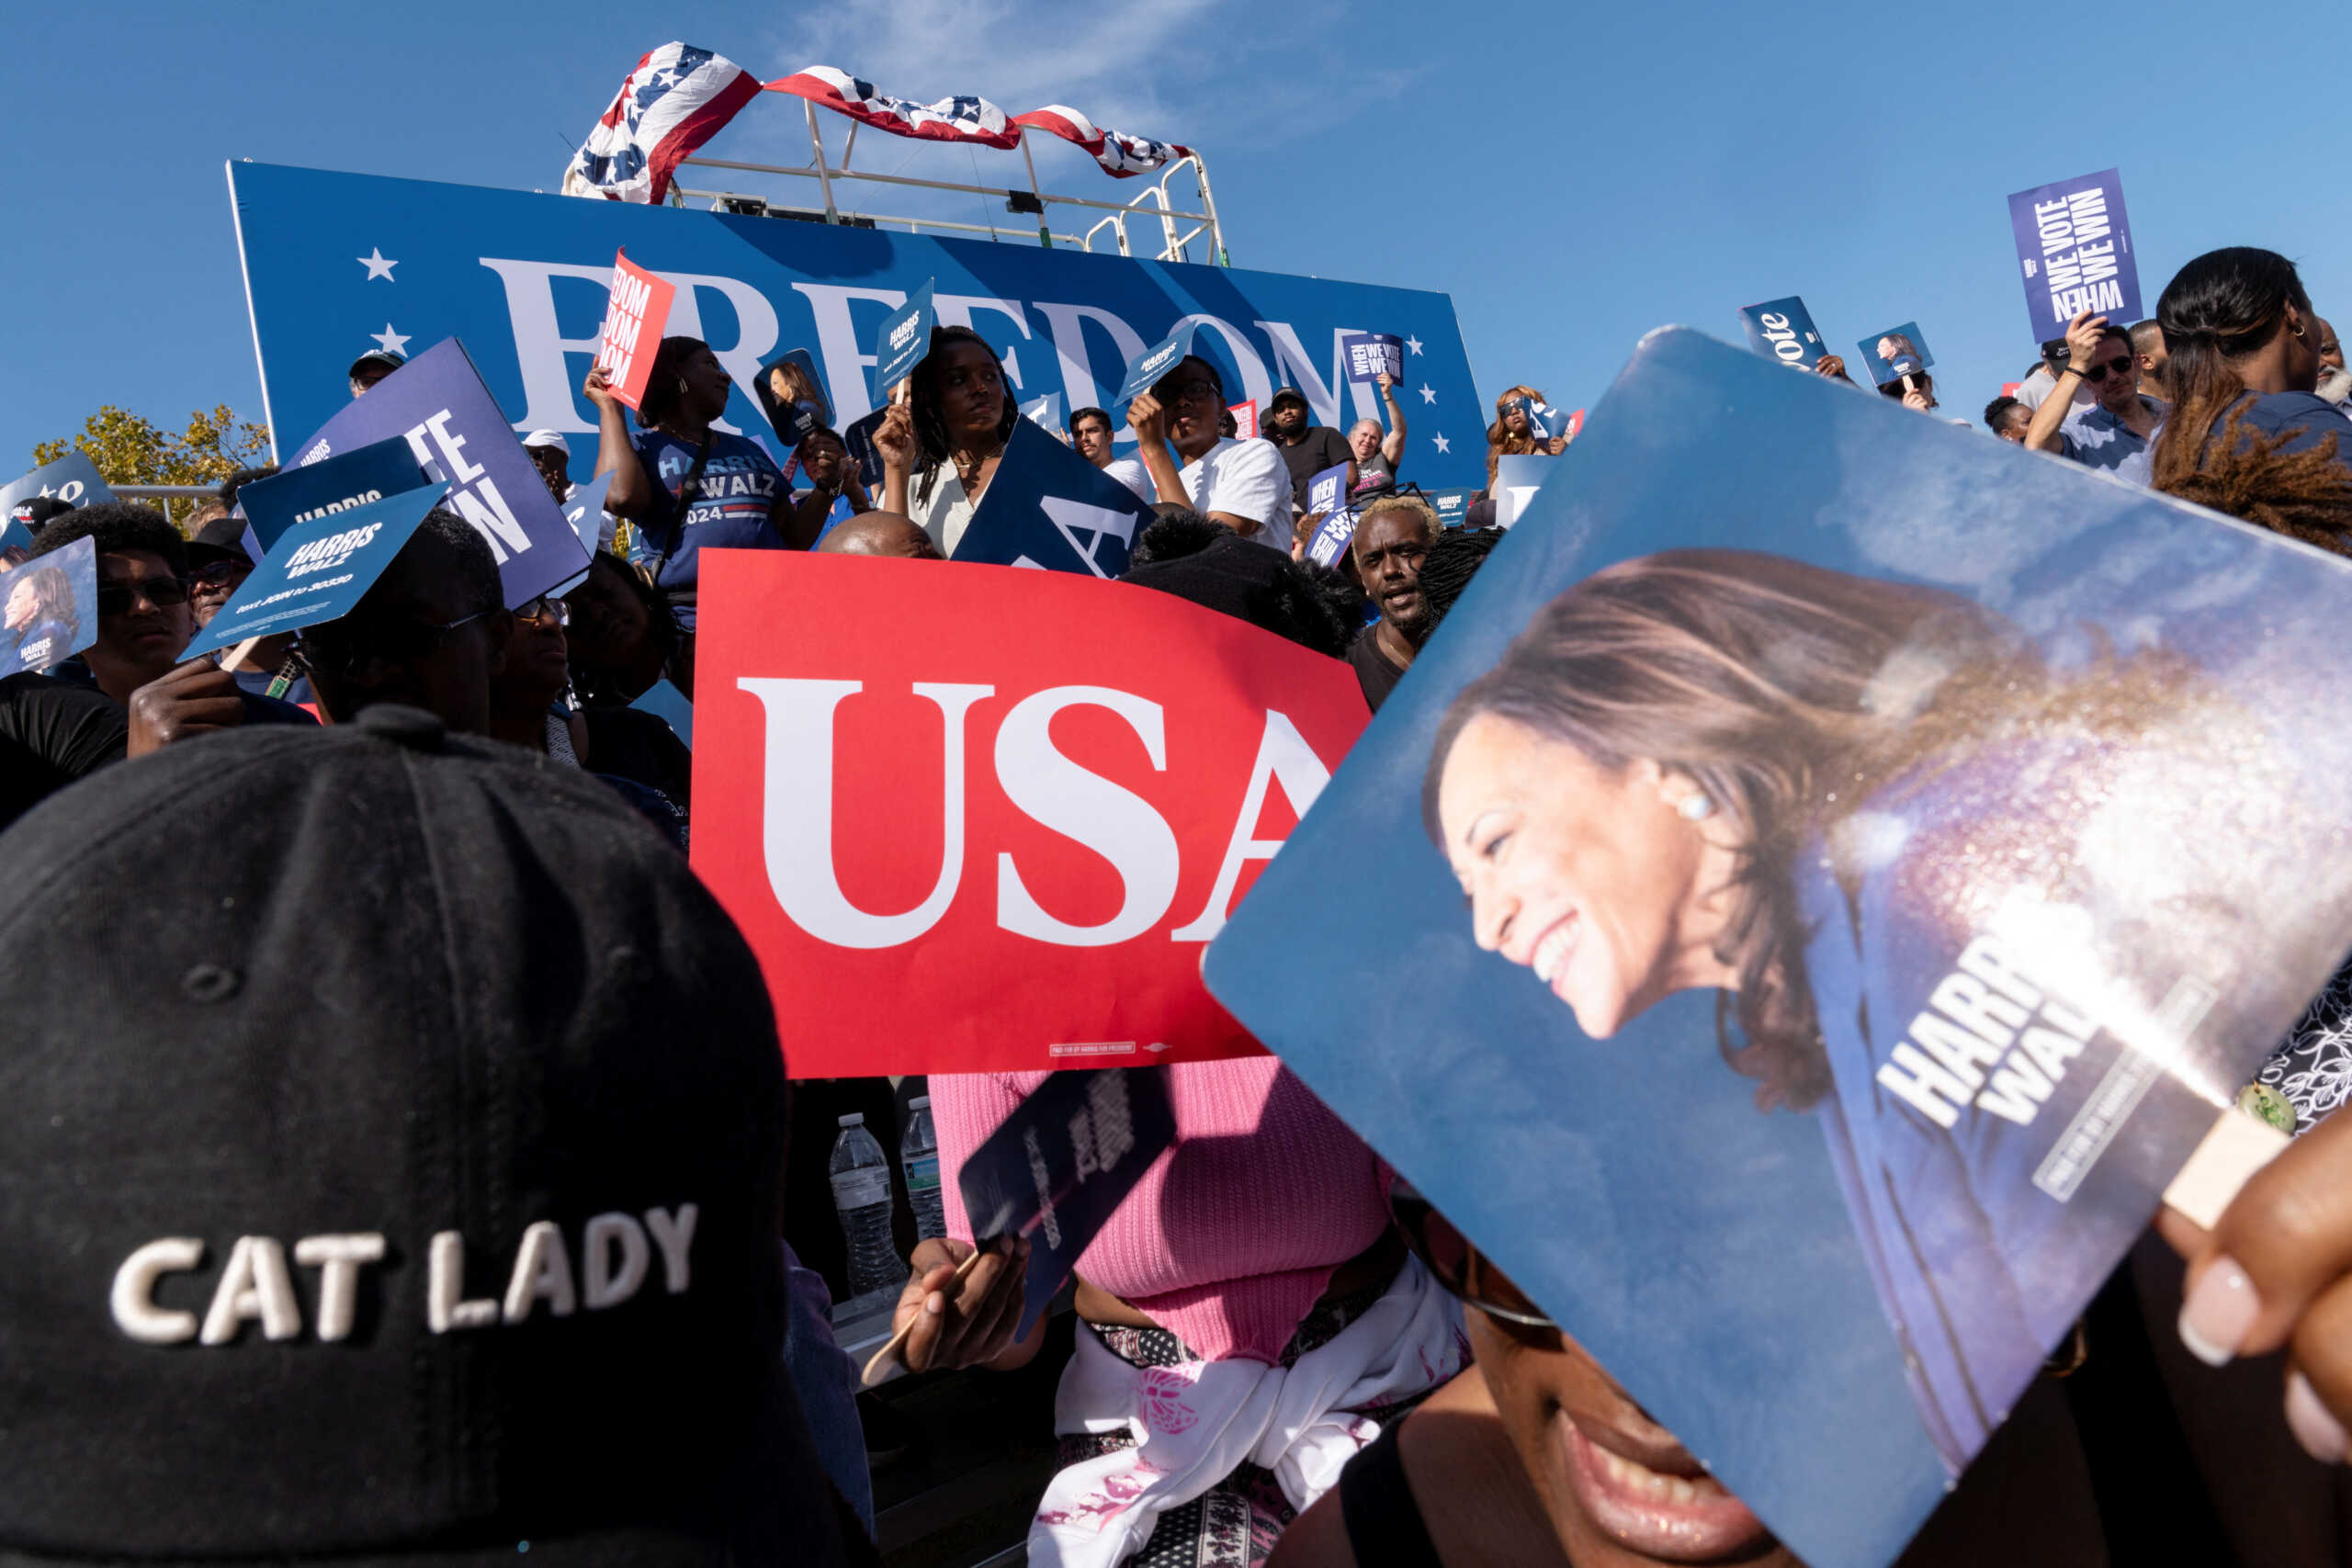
[2,453,117,521]
[757,346,832,429]
[1305,460,1350,520]
[226,162,1489,499]
[237,434,434,552]
[955,1067,1176,1339]
[868,278,936,404]
[1339,330,1403,384]
[1739,296,1826,368]
[0,535,98,675]
[276,337,589,608]
[1205,325,2352,1568]
[1305,505,1359,570]
[952,416,1154,578]
[183,484,448,659]
[561,469,616,554]
[1113,319,1199,407]
[1856,321,1934,386]
[1424,487,1474,529]
[0,518,34,567]
[2008,167,2141,345]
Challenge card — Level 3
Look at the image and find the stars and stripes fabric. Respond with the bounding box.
[765,67,1022,150]
[765,68,1193,178]
[1010,106,1192,179]
[562,43,763,204]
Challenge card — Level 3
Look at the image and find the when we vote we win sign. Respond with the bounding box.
[2007,169,2141,344]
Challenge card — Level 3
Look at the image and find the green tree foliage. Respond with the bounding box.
[32,405,271,529]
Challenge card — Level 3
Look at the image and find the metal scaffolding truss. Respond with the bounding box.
[672,98,1227,265]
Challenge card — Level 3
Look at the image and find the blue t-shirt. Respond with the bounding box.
[2057,396,2165,484]
[2226,390,2352,460]
[631,428,789,628]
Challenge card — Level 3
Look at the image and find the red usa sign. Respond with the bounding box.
[692,550,1371,1077]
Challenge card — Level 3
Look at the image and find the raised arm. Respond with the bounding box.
[1127,392,1190,506]
[585,368,653,519]
[1376,371,1408,468]
[2025,311,2105,455]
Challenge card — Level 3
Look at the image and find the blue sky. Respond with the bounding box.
[16,0,2352,467]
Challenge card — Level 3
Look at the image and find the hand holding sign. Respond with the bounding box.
[592,248,677,411]
[125,657,257,760]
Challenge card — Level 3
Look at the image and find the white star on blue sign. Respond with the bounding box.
[371,323,411,355]
[1418,384,1437,405]
[1406,335,1425,355]
[1431,434,1450,454]
[357,248,397,281]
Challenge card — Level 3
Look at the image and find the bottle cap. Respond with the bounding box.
[910,1095,931,1109]
[839,1112,865,1126]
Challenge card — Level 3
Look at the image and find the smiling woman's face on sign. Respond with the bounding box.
[1436,713,1738,1039]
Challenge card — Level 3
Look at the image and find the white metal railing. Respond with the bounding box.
[673,102,1227,265]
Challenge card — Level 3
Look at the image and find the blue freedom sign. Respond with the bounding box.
[1205,325,2352,1568]
[183,484,448,659]
[1739,296,1826,368]
[0,535,98,675]
[237,434,434,552]
[2,454,116,521]
[226,162,1489,499]
[953,416,1154,579]
[868,278,936,403]
[2007,168,2140,345]
[1339,330,1403,384]
[277,338,589,608]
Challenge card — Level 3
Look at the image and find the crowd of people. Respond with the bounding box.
[9,242,2352,1568]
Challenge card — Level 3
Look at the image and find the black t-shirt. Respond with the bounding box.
[1348,623,1408,711]
[0,672,129,832]
[582,705,695,810]
[1273,424,1355,503]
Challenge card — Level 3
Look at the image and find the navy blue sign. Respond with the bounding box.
[2,454,116,522]
[1425,487,1473,529]
[1306,460,1350,521]
[1340,331,1404,384]
[1114,319,1201,407]
[956,1066,1176,1339]
[842,406,891,495]
[1206,325,2352,1568]
[2008,168,2140,345]
[1740,297,1826,368]
[281,338,589,608]
[226,163,1487,496]
[1306,505,1359,569]
[868,278,936,404]
[953,417,1155,579]
[1855,321,1934,387]
[1514,396,1572,441]
[238,434,434,553]
[0,535,98,675]
[184,484,448,659]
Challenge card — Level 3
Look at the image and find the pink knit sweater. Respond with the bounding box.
[932,1058,1390,1365]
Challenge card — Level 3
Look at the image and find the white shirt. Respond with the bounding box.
[1177,437,1293,548]
[1102,456,1157,504]
[2014,367,2095,413]
[912,469,979,556]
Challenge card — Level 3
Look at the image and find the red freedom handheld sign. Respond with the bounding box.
[691,550,1371,1078]
[593,248,676,411]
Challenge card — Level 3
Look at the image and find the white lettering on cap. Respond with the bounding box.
[294,1233,387,1342]
[502,1220,578,1323]
[582,1212,650,1310]
[428,1230,500,1333]
[199,1235,301,1345]
[110,1236,205,1344]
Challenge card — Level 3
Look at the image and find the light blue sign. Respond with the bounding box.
[629,676,694,750]
[1739,296,1826,368]
[1113,319,1200,407]
[561,470,616,555]
[227,162,1489,503]
[953,417,1153,579]
[183,484,448,658]
[0,535,98,675]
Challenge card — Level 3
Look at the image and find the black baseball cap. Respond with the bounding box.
[1269,387,1309,412]
[10,494,78,533]
[0,708,865,1566]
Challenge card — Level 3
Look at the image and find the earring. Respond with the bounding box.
[1678,793,1714,822]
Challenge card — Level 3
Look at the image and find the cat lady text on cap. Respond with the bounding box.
[107,1205,697,1346]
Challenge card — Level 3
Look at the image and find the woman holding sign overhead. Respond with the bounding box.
[1484,385,1566,490]
[1422,547,2352,1477]
[586,335,815,642]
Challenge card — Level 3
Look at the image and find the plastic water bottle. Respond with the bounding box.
[900,1096,946,1241]
[829,1113,900,1298]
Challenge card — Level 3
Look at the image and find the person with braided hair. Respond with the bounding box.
[872,323,1019,556]
[2146,248,2352,553]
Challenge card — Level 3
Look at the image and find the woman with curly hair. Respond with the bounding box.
[1485,385,1566,490]
[1422,547,2348,1474]
[2147,247,2352,552]
[872,324,1020,556]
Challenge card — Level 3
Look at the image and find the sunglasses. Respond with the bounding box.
[190,559,249,590]
[2079,355,2135,384]
[297,606,493,673]
[96,575,191,616]
[1159,379,1223,407]
[515,595,571,628]
[1389,1178,1556,1331]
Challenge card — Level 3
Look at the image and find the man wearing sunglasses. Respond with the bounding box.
[1126,355,1295,547]
[22,504,313,757]
[2024,309,2166,483]
[185,513,311,708]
